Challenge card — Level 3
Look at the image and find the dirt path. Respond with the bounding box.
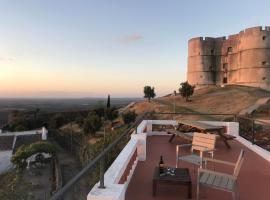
[52,141,81,185]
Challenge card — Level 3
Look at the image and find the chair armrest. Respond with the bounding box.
[203,157,236,166]
[176,144,192,159]
[198,168,236,180]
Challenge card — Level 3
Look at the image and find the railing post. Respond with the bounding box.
[252,119,255,144]
[99,156,106,189]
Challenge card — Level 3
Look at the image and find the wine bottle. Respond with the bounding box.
[159,155,164,174]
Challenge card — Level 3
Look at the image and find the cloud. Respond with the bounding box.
[118,34,144,44]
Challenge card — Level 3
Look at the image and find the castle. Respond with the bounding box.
[187,26,270,90]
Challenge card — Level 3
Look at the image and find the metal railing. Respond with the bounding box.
[152,112,237,121]
[49,112,148,200]
[237,116,270,146]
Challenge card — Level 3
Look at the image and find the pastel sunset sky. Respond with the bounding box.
[1,0,270,98]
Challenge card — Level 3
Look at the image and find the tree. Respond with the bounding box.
[93,106,105,118]
[107,94,111,108]
[122,111,137,124]
[83,112,102,135]
[179,81,195,102]
[105,108,119,121]
[34,108,40,127]
[49,114,64,129]
[144,86,156,102]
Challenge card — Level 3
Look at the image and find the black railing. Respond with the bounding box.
[152,112,237,121]
[237,116,270,146]
[49,112,148,200]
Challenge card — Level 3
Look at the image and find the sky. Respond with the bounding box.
[0,0,270,98]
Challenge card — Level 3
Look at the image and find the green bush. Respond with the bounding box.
[49,114,65,129]
[11,141,56,170]
[83,112,102,135]
[179,81,195,102]
[105,108,119,121]
[144,86,156,102]
[122,111,137,124]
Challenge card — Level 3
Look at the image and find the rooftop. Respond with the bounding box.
[126,135,270,200]
[0,135,14,151]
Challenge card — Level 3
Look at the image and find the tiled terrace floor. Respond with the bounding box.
[126,135,270,200]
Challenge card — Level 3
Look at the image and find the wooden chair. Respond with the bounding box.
[197,149,245,200]
[176,132,217,168]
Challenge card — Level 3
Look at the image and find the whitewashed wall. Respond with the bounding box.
[199,121,239,137]
[0,151,12,173]
[88,135,140,200]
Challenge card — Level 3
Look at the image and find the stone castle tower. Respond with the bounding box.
[187,26,270,90]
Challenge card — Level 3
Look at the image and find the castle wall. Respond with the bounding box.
[187,37,216,85]
[187,26,270,90]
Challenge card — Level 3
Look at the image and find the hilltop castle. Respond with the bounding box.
[187,26,270,90]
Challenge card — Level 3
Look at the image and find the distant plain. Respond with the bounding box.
[0,97,142,126]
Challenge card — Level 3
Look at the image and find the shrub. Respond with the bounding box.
[143,86,156,102]
[179,81,195,102]
[49,114,65,129]
[122,111,137,124]
[83,112,102,135]
[105,108,119,121]
[93,107,105,118]
[11,141,56,170]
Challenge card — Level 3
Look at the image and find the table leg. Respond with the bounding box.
[152,180,157,196]
[169,133,176,142]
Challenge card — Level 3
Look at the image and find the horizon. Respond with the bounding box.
[1,0,270,98]
[0,96,143,99]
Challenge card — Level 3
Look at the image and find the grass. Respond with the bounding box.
[0,170,35,200]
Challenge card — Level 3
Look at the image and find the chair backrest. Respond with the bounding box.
[191,132,216,152]
[233,149,245,178]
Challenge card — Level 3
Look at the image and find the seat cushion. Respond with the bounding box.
[199,171,235,191]
[178,154,201,165]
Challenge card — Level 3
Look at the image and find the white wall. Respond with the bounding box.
[199,121,239,137]
[0,151,12,173]
[88,136,140,200]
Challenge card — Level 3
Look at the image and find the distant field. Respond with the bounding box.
[0,97,142,127]
[0,111,9,127]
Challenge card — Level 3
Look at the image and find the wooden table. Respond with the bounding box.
[168,120,235,149]
[152,167,192,199]
[177,120,225,133]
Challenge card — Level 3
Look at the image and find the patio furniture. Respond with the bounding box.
[197,149,245,200]
[167,129,193,142]
[176,132,217,168]
[152,167,192,199]
[176,120,235,149]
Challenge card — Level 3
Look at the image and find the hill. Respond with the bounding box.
[129,85,270,120]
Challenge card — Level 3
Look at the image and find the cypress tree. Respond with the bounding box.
[107,94,111,108]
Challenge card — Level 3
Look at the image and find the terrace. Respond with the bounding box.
[125,135,270,200]
[50,115,270,200]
